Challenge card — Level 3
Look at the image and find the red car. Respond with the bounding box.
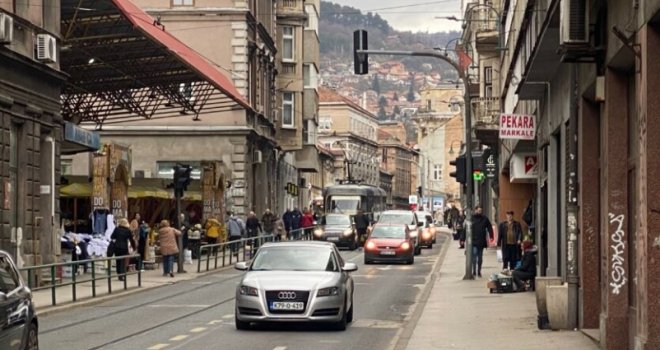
[363,224,415,265]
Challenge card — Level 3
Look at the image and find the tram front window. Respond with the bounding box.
[328,195,362,213]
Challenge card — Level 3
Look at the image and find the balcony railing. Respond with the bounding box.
[471,97,500,126]
[470,7,498,33]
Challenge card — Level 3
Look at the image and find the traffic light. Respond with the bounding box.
[353,30,368,75]
[417,186,423,196]
[449,153,467,184]
[173,164,192,198]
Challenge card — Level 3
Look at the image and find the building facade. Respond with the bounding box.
[464,0,660,347]
[0,4,67,265]
[378,128,415,209]
[318,86,380,186]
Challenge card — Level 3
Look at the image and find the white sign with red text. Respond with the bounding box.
[499,114,535,140]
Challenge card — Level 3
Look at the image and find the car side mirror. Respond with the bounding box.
[234,262,249,271]
[342,262,358,272]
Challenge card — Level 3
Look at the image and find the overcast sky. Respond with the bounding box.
[328,0,463,33]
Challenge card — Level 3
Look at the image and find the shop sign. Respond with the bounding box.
[510,153,538,183]
[499,114,535,140]
[64,122,100,150]
[485,153,497,179]
[408,195,418,204]
[92,153,109,209]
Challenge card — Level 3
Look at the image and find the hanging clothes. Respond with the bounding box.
[91,209,109,235]
[105,214,115,240]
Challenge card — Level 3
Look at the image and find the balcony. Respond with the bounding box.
[471,7,499,52]
[471,97,500,146]
[277,0,305,19]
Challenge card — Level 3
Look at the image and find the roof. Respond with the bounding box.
[319,86,377,120]
[61,0,251,126]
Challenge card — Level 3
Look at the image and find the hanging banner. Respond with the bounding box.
[499,114,536,140]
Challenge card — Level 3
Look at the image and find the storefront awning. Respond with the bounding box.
[62,122,101,154]
[61,0,251,126]
[60,183,201,201]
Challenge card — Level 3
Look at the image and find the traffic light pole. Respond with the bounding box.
[356,49,474,279]
[175,191,186,273]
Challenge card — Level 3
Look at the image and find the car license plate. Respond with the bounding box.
[271,302,304,311]
[380,249,396,256]
[327,236,339,241]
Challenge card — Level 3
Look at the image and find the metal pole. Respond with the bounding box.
[176,193,185,273]
[566,63,579,329]
[357,48,474,279]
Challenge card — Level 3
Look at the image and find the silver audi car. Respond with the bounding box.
[234,241,357,331]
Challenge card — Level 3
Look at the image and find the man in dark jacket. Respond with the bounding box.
[110,218,137,281]
[283,209,293,237]
[261,209,277,236]
[470,205,494,277]
[497,210,523,270]
[353,209,370,246]
[513,240,537,291]
[291,207,303,239]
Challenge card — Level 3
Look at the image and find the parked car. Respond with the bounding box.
[364,224,416,265]
[415,211,436,247]
[234,241,357,331]
[0,250,38,350]
[376,210,422,255]
[313,214,358,250]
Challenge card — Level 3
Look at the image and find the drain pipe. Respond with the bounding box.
[566,64,580,330]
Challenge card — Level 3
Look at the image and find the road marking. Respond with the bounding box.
[319,340,340,344]
[351,319,402,329]
[222,314,234,319]
[354,282,372,285]
[208,320,223,325]
[147,305,210,308]
[191,281,213,285]
[189,327,207,333]
[147,344,169,350]
[273,347,287,350]
[377,265,392,271]
[169,335,189,341]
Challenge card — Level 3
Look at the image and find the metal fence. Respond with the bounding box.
[19,254,142,306]
[196,227,314,273]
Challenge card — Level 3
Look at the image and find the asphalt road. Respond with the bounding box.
[40,235,447,350]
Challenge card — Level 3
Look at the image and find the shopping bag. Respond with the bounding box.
[184,249,193,264]
[496,249,503,263]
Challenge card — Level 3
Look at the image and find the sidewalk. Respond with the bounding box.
[405,235,598,350]
[31,250,249,316]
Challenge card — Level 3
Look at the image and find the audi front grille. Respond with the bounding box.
[265,290,310,314]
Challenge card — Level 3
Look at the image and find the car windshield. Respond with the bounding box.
[250,246,338,272]
[378,212,414,225]
[324,215,351,225]
[371,226,406,239]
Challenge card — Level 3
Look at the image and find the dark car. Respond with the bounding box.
[364,224,415,264]
[0,251,38,350]
[376,210,422,255]
[313,214,358,250]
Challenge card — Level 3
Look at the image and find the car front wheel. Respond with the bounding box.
[25,322,38,350]
[235,314,250,330]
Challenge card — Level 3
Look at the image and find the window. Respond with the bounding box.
[0,258,19,293]
[282,26,294,62]
[304,4,319,35]
[61,159,73,175]
[172,0,193,5]
[433,164,441,180]
[303,64,318,89]
[318,117,332,132]
[304,120,317,145]
[484,66,493,98]
[282,92,294,127]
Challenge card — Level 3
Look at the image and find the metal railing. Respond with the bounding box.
[19,254,142,306]
[196,228,314,273]
[471,97,501,125]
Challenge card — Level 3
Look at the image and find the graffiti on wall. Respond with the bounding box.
[608,213,627,295]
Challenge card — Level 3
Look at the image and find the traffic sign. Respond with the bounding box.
[485,153,497,179]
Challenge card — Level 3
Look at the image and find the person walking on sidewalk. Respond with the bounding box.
[512,240,537,291]
[138,220,150,269]
[261,209,277,239]
[470,205,494,278]
[456,210,466,249]
[158,220,181,278]
[246,211,262,250]
[111,218,136,281]
[497,210,523,271]
[300,209,315,239]
[227,212,243,257]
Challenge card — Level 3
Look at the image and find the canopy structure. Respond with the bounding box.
[60,183,202,201]
[61,0,251,126]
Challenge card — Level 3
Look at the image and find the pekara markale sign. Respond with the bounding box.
[499,114,535,140]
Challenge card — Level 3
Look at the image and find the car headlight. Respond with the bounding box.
[314,229,324,237]
[239,285,259,296]
[401,242,411,250]
[422,231,431,239]
[343,229,353,237]
[317,287,340,297]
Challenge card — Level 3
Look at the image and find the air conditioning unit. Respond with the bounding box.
[560,0,589,45]
[0,13,13,44]
[254,150,263,164]
[36,33,57,63]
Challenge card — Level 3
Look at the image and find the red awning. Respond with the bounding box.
[61,0,251,126]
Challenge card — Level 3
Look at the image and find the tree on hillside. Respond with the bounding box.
[378,95,388,108]
[393,91,399,102]
[407,73,416,102]
[378,105,388,120]
[372,75,381,94]
[393,105,401,116]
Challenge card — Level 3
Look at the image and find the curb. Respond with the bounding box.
[35,263,237,317]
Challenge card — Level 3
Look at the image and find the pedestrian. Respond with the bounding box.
[282,209,293,239]
[226,211,243,256]
[138,220,150,269]
[353,209,370,246]
[246,211,262,249]
[470,205,494,278]
[291,207,303,239]
[158,220,181,278]
[111,218,136,281]
[130,213,141,243]
[497,210,523,271]
[261,209,277,237]
[275,217,285,241]
[205,218,222,254]
[300,209,315,238]
[512,240,537,291]
[456,210,466,248]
